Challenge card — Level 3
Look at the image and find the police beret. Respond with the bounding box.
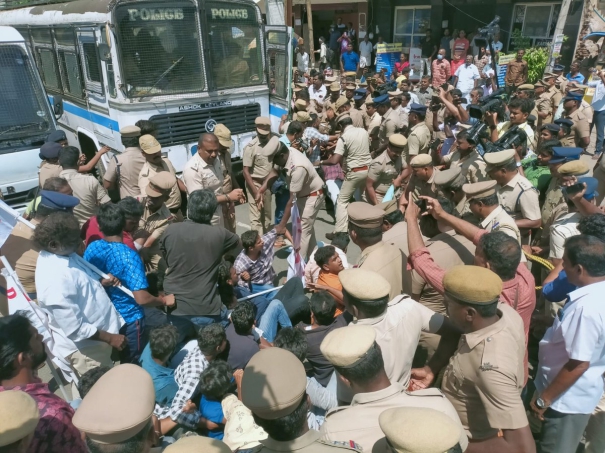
[443,265,502,304]
[527,114,537,123]
[241,348,306,420]
[329,82,341,92]
[347,201,384,228]
[353,94,365,101]
[462,180,498,200]
[255,116,272,135]
[73,364,155,444]
[120,125,141,138]
[434,167,463,188]
[553,64,565,72]
[146,171,177,197]
[355,88,368,96]
[365,96,376,106]
[320,325,376,368]
[564,176,599,200]
[379,407,461,453]
[554,118,573,128]
[139,134,161,154]
[47,129,67,143]
[334,96,350,111]
[540,123,561,133]
[214,124,233,148]
[373,94,390,106]
[564,92,583,102]
[410,154,433,168]
[550,147,581,164]
[388,133,407,148]
[164,436,232,453]
[0,390,39,447]
[409,103,427,115]
[483,149,516,170]
[39,141,62,159]
[39,190,80,211]
[339,268,391,300]
[557,160,589,176]
[518,84,534,91]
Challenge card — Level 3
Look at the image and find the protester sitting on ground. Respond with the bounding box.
[296,291,348,387]
[156,323,228,435]
[0,390,40,453]
[84,203,173,364]
[218,260,270,320]
[226,301,270,370]
[308,246,345,314]
[235,228,284,293]
[0,314,87,452]
[140,324,179,407]
[304,233,350,285]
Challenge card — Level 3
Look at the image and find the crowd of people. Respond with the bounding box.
[0,43,605,453]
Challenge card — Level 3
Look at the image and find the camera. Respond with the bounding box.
[429,95,442,112]
[372,81,398,98]
[468,89,507,120]
[564,182,585,197]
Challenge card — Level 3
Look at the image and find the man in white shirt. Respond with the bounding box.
[453,55,480,103]
[532,235,605,453]
[588,69,605,158]
[34,211,125,394]
[359,35,373,69]
[308,73,328,105]
[296,45,309,76]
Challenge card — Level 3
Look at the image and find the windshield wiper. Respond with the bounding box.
[138,56,184,99]
[0,122,43,136]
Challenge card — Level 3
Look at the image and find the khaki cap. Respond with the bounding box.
[345,84,357,90]
[335,111,351,123]
[347,201,384,229]
[558,160,589,176]
[462,180,498,200]
[293,86,303,92]
[296,111,312,123]
[164,436,232,452]
[410,154,433,168]
[214,124,233,148]
[73,364,155,444]
[378,199,398,215]
[543,71,557,79]
[345,71,357,77]
[517,84,534,91]
[0,390,39,447]
[534,80,548,88]
[329,81,342,92]
[294,99,308,111]
[241,348,306,419]
[255,117,272,136]
[396,75,407,84]
[260,136,283,160]
[325,76,337,84]
[388,133,407,148]
[334,96,350,111]
[569,84,588,93]
[358,80,368,87]
[295,82,307,88]
[120,125,141,138]
[146,171,177,197]
[339,268,391,300]
[139,134,161,154]
[320,325,376,367]
[434,167,464,188]
[443,265,502,304]
[388,89,403,98]
[379,407,461,453]
[483,148,516,171]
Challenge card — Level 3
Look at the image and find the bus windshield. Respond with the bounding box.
[115,2,204,97]
[0,45,52,146]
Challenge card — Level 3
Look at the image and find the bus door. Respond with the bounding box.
[264,25,291,132]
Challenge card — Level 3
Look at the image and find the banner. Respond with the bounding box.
[286,199,305,283]
[376,43,402,78]
[497,54,516,88]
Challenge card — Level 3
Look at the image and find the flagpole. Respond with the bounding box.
[45,357,70,401]
[236,285,283,302]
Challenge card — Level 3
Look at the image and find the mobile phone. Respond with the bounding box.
[565,182,585,196]
[414,199,428,213]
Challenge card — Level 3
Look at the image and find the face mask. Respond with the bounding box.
[437,55,443,60]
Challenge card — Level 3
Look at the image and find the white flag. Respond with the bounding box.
[1,259,78,383]
[0,200,18,249]
[287,199,306,282]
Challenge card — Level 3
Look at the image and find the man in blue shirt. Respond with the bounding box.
[566,61,585,84]
[84,203,173,363]
[340,43,360,74]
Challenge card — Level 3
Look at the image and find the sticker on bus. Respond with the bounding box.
[178,101,233,111]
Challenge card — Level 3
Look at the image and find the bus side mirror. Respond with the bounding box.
[53,95,64,117]
[98,43,111,61]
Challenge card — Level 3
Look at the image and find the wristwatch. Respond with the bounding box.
[535,397,549,409]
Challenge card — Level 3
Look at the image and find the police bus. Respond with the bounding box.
[0,0,291,184]
[0,25,58,210]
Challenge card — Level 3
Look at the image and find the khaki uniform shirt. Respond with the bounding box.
[408,169,441,201]
[219,150,236,193]
[396,106,409,130]
[367,150,402,194]
[406,122,431,158]
[139,201,174,270]
[378,108,399,145]
[480,205,522,244]
[441,304,528,439]
[138,158,181,210]
[357,241,404,300]
[182,152,224,226]
[334,125,372,172]
[580,100,594,124]
[39,161,62,188]
[242,138,274,180]
[536,92,553,127]
[367,111,382,136]
[353,295,445,387]
[282,148,324,197]
[563,109,591,148]
[104,147,146,199]
[412,230,476,315]
[382,222,415,295]
[541,177,567,228]
[257,429,361,453]
[349,107,365,129]
[322,384,468,452]
[497,173,541,221]
[60,169,111,226]
[445,148,489,183]
[548,86,563,116]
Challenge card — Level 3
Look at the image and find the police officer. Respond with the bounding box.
[103,125,147,199]
[543,72,563,120]
[406,103,432,162]
[443,131,489,183]
[375,94,400,156]
[215,124,240,233]
[365,97,382,150]
[241,348,362,453]
[165,437,231,452]
[320,325,468,452]
[260,141,324,260]
[38,142,63,188]
[183,133,244,227]
[484,149,541,235]
[404,154,441,202]
[366,134,407,205]
[434,167,479,225]
[334,96,364,128]
[561,92,591,151]
[463,180,522,243]
[438,266,532,450]
[0,390,39,451]
[516,83,538,119]
[319,112,371,237]
[138,134,184,222]
[323,82,342,117]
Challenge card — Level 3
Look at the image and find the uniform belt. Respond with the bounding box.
[251,177,265,184]
[351,165,369,172]
[304,189,324,197]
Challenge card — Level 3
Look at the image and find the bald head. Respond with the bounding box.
[198,133,219,145]
[198,133,219,164]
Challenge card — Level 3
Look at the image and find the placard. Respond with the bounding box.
[497,54,516,88]
[375,43,402,78]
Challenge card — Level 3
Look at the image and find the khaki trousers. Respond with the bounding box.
[246,182,272,234]
[334,170,368,233]
[69,341,114,397]
[297,194,323,260]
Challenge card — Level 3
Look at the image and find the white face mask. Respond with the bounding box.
[437,54,443,60]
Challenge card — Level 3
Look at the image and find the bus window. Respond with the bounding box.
[204,2,263,90]
[31,28,61,92]
[101,26,117,98]
[114,2,204,97]
[55,28,84,99]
